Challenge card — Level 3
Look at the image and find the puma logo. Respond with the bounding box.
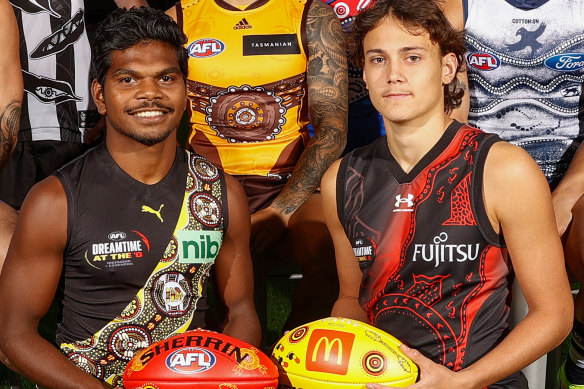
[142,204,164,222]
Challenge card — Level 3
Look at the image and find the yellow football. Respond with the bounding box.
[271,317,418,388]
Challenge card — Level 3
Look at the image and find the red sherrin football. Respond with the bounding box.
[123,329,278,388]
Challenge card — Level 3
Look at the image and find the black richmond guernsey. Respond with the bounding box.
[337,121,527,388]
[54,143,227,386]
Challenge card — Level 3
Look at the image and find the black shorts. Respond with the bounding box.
[0,140,90,209]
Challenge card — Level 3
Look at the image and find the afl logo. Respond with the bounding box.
[187,39,225,58]
[108,231,127,241]
[544,53,584,72]
[467,52,500,71]
[166,347,216,374]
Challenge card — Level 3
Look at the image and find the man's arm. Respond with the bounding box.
[251,0,348,251]
[214,174,261,346]
[370,143,573,389]
[0,178,110,389]
[0,0,23,171]
[113,0,149,8]
[322,160,367,322]
[552,144,584,236]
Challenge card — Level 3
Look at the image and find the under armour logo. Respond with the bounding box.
[142,204,164,222]
[395,194,414,208]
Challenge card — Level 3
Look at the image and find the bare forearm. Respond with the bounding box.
[1,331,108,389]
[331,296,367,322]
[457,309,571,388]
[271,123,345,215]
[553,143,584,204]
[222,306,261,347]
[0,100,21,170]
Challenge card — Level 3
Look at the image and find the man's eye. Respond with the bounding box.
[407,55,420,62]
[161,75,173,82]
[121,77,133,83]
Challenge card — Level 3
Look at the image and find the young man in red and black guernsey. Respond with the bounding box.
[321,0,573,387]
[0,7,259,389]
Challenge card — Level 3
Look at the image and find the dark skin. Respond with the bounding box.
[0,40,259,389]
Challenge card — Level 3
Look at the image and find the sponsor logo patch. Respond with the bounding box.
[544,53,584,72]
[467,52,500,71]
[243,34,300,56]
[187,39,225,58]
[177,230,223,264]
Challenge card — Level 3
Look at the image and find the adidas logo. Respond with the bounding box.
[234,18,252,30]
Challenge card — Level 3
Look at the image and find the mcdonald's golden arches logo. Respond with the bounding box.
[305,329,354,375]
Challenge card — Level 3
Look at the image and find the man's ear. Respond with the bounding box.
[441,52,458,85]
[91,79,106,115]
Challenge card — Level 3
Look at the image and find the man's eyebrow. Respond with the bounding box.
[365,46,428,56]
[110,66,183,78]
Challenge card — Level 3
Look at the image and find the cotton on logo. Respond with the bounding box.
[395,194,414,208]
[187,39,225,58]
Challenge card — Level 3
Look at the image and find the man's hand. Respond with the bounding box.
[366,345,470,389]
[250,206,289,254]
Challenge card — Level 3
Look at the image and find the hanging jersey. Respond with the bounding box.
[54,143,227,386]
[180,0,310,181]
[464,0,584,186]
[10,0,99,143]
[337,122,526,387]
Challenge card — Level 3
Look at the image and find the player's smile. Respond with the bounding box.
[92,40,187,147]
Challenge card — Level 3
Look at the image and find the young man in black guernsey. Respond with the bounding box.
[321,0,573,388]
[0,7,259,389]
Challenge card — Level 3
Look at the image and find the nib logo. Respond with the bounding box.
[234,18,252,30]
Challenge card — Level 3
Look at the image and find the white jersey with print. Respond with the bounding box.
[10,0,98,142]
[465,0,584,184]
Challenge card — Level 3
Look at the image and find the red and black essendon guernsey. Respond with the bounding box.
[337,121,527,388]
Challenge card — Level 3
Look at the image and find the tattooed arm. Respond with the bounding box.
[250,0,347,251]
[0,0,23,171]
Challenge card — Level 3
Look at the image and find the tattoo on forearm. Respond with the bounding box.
[271,1,348,215]
[0,100,21,170]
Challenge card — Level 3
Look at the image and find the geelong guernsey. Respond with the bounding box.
[464,0,584,186]
[54,143,227,386]
[180,0,311,180]
[10,0,99,142]
[337,122,526,387]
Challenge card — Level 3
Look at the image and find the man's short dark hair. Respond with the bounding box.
[90,7,188,88]
[350,0,466,114]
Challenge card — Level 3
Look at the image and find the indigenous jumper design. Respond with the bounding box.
[9,0,99,142]
[179,0,310,209]
[337,122,526,387]
[54,144,226,386]
[465,0,584,185]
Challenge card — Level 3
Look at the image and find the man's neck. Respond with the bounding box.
[384,114,453,174]
[106,135,178,185]
[222,0,259,8]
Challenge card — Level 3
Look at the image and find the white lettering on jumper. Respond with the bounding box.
[412,232,480,268]
[92,241,142,255]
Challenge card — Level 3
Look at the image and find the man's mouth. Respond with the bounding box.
[133,110,165,118]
